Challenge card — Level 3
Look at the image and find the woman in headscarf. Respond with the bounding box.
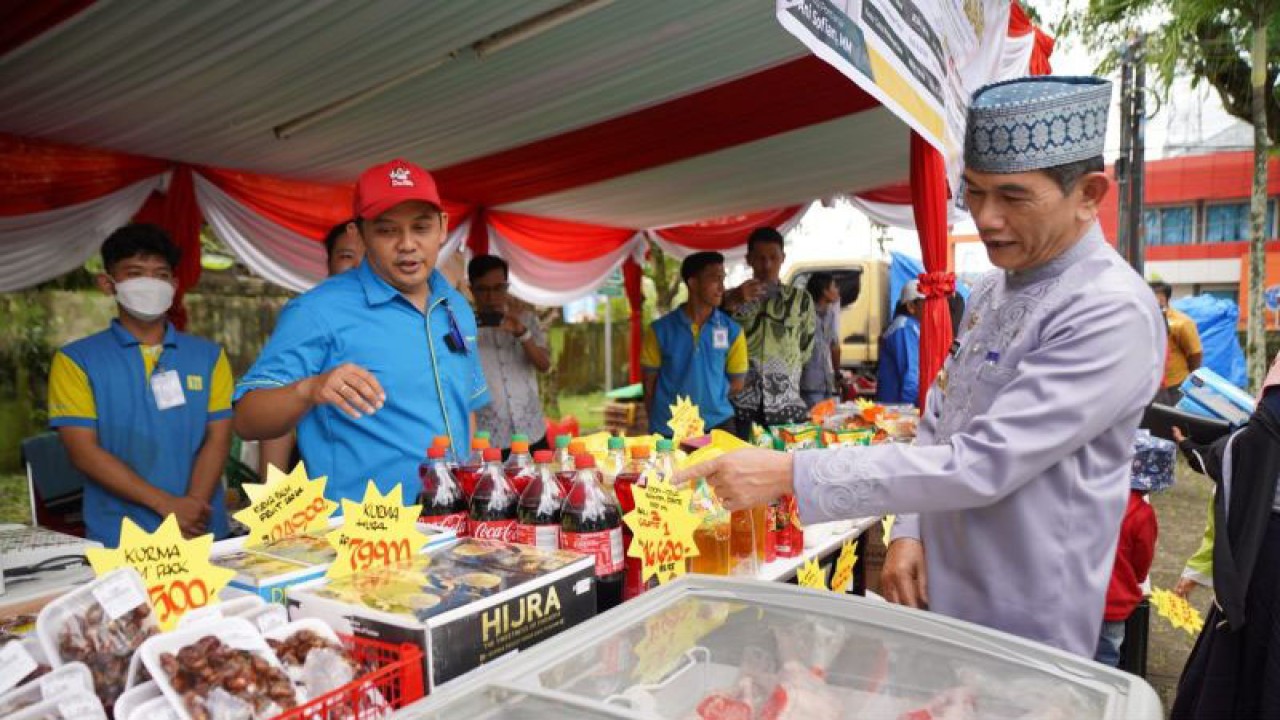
[1171,353,1280,719]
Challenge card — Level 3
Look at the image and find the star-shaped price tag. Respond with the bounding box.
[326,482,429,580]
[667,395,705,445]
[1150,588,1205,636]
[234,462,337,548]
[881,514,896,541]
[87,516,235,631]
[830,540,858,593]
[623,475,702,585]
[797,556,826,590]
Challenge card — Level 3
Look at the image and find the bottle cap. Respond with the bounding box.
[607,436,625,450]
[568,440,587,455]
[432,435,450,448]
[482,447,502,462]
[427,447,446,460]
[555,435,571,449]
[630,445,651,459]
[475,431,491,441]
[656,439,674,452]
[474,438,491,450]
[512,433,529,443]
[511,441,530,453]
[574,454,596,470]
[533,450,554,464]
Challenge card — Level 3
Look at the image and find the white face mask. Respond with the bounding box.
[112,277,175,322]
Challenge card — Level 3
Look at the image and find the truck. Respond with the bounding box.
[783,257,891,392]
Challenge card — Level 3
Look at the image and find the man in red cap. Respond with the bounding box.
[233,159,489,502]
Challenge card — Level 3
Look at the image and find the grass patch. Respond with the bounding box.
[0,472,32,524]
[555,392,607,434]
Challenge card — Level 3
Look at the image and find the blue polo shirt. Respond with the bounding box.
[48,321,233,547]
[642,306,746,435]
[235,260,490,503]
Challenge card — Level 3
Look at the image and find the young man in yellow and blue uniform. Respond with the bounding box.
[49,224,233,547]
[233,159,489,503]
[642,251,748,436]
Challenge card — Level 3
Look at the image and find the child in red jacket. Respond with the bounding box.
[1096,488,1159,666]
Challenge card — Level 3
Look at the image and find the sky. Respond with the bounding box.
[775,5,1245,278]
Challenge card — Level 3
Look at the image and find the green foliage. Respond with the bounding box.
[1061,0,1280,141]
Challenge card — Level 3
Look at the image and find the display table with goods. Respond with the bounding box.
[388,575,1163,720]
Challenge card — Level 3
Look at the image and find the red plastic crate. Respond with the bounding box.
[273,634,425,720]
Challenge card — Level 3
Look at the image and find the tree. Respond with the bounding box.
[644,240,683,315]
[1065,0,1278,389]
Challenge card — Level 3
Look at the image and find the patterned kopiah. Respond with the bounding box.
[964,76,1111,173]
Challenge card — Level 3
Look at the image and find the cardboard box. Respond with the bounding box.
[286,539,597,689]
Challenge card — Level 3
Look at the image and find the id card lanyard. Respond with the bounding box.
[149,350,186,410]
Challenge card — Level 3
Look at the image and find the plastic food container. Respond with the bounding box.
[0,661,95,717]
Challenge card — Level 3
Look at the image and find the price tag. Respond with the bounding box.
[622,476,701,586]
[797,556,826,590]
[233,462,337,548]
[326,482,429,580]
[91,569,148,621]
[0,641,38,696]
[86,517,235,631]
[881,514,896,542]
[1150,588,1205,636]
[667,395,706,445]
[830,540,858,594]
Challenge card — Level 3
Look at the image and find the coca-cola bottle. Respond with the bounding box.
[505,434,535,494]
[456,434,491,498]
[432,435,457,468]
[515,450,564,550]
[467,447,518,542]
[418,447,469,536]
[614,445,652,600]
[561,454,625,612]
[555,439,587,494]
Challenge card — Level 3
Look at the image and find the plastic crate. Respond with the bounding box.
[274,634,424,720]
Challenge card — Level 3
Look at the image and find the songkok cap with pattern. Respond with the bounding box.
[964,76,1111,174]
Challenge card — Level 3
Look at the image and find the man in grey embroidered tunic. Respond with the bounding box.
[678,76,1166,658]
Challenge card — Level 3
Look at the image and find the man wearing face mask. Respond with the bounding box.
[48,224,233,546]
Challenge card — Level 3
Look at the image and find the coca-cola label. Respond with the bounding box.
[423,512,469,536]
[563,528,624,576]
[514,523,560,549]
[469,519,516,542]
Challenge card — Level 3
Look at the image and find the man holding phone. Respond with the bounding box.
[468,255,551,451]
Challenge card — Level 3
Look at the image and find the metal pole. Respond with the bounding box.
[1116,39,1134,265]
[604,298,613,393]
[1129,34,1147,277]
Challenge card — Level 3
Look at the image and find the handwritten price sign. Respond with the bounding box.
[667,395,705,445]
[623,477,701,585]
[87,516,234,631]
[829,540,858,594]
[326,481,428,579]
[234,462,336,548]
[1150,588,1206,636]
[797,556,826,591]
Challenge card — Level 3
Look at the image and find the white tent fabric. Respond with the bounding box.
[196,173,468,292]
[847,195,970,232]
[489,227,644,306]
[0,174,164,292]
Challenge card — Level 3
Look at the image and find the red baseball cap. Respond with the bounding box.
[353,158,442,220]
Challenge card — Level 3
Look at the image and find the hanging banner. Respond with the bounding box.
[776,0,1009,173]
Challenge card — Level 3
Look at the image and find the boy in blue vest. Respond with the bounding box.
[641,252,748,436]
[49,224,233,546]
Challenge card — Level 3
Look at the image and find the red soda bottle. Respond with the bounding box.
[555,439,586,494]
[515,450,563,549]
[505,434,535,495]
[614,445,651,600]
[561,454,625,612]
[418,447,469,536]
[467,447,518,542]
[455,434,491,498]
[431,435,457,468]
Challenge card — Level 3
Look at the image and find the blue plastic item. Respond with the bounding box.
[889,252,970,311]
[1170,295,1247,388]
[1178,367,1256,426]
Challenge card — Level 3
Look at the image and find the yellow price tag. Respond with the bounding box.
[623,476,702,585]
[830,540,858,593]
[797,556,826,590]
[87,516,235,631]
[1150,588,1205,635]
[233,461,337,548]
[881,514,896,541]
[326,482,429,580]
[667,395,705,445]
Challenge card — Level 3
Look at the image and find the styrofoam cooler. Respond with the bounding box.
[1177,367,1255,425]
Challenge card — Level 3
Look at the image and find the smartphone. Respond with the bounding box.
[477,311,504,328]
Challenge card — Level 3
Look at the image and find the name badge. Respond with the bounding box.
[150,369,186,410]
[712,327,730,349]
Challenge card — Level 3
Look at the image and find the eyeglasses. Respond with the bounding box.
[472,283,509,294]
